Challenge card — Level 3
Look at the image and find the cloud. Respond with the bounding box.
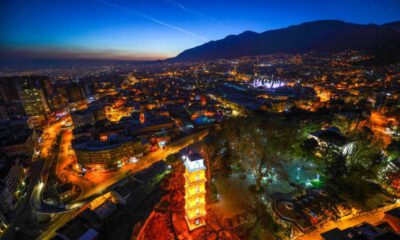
[93,0,208,42]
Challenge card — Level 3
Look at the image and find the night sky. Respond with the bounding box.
[1,0,399,60]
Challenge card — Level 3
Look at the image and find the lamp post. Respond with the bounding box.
[296,167,301,181]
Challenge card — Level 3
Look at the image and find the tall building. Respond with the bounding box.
[66,82,86,103]
[14,76,50,116]
[82,81,96,97]
[71,104,106,128]
[48,93,66,111]
[182,152,207,231]
[0,77,26,117]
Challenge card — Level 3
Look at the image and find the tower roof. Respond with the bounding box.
[182,152,206,172]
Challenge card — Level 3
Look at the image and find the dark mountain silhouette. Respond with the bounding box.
[382,21,400,32]
[169,20,400,64]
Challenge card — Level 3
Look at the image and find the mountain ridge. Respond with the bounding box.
[381,21,400,32]
[168,20,400,64]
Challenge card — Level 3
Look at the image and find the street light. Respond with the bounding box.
[296,167,301,180]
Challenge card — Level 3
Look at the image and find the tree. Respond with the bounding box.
[344,130,385,181]
[235,198,264,238]
[332,116,352,135]
[165,154,178,165]
[223,116,297,192]
[201,139,218,181]
[387,139,400,160]
[317,138,345,180]
[202,210,236,240]
[356,109,371,128]
[315,125,385,183]
[220,141,233,176]
[236,198,282,239]
[162,161,185,212]
[301,138,319,158]
[315,125,387,207]
[326,154,347,180]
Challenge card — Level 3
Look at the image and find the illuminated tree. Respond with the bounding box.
[162,159,185,212]
[317,127,385,182]
[332,116,352,134]
[201,210,235,240]
[314,125,387,206]
[142,215,173,240]
[345,130,385,180]
[223,116,296,192]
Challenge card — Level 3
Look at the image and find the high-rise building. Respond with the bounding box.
[48,94,66,111]
[15,77,50,116]
[0,76,50,117]
[82,81,96,97]
[66,82,86,103]
[0,77,25,117]
[182,152,207,231]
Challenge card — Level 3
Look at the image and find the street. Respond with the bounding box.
[36,126,209,239]
[296,201,400,240]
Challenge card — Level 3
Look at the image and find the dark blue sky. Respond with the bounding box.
[1,0,399,60]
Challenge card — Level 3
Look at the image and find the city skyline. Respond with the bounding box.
[1,0,400,61]
[1,1,400,240]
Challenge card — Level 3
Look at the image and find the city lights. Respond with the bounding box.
[0,3,399,239]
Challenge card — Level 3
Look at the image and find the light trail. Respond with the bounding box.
[164,0,234,31]
[93,0,208,41]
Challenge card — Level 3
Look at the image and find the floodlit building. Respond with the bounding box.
[73,134,149,171]
[71,104,106,128]
[252,76,285,89]
[182,152,207,231]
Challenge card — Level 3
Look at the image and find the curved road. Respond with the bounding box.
[30,128,209,214]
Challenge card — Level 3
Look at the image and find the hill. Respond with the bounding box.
[169,20,400,64]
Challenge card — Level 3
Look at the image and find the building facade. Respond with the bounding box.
[73,135,149,171]
[0,182,14,215]
[16,77,50,116]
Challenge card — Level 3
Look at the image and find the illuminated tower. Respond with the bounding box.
[182,153,207,230]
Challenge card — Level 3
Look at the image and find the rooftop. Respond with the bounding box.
[73,134,135,151]
[181,152,206,172]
